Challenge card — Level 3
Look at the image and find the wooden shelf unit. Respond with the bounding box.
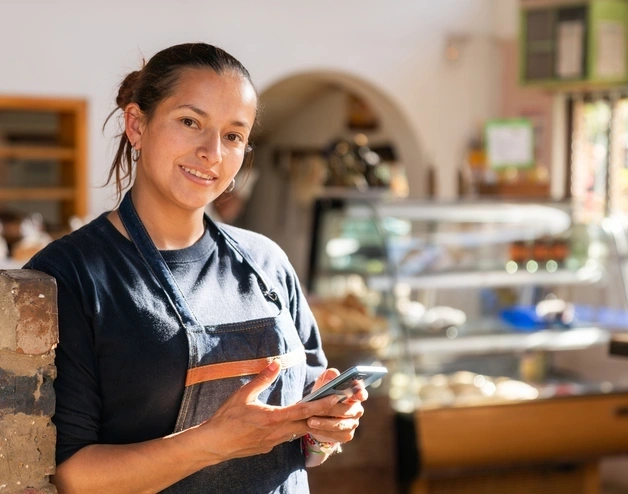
[0,96,87,229]
[0,145,75,161]
[0,188,76,201]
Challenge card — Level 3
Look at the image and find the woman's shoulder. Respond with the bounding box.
[217,223,291,267]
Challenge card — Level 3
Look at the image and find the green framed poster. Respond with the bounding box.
[589,0,628,82]
[485,119,535,169]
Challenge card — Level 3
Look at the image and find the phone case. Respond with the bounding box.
[298,365,388,403]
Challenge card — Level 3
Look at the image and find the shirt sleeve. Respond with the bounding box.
[24,258,101,465]
[285,265,327,395]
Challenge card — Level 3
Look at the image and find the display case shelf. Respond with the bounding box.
[404,326,610,357]
[314,187,400,201]
[368,265,605,290]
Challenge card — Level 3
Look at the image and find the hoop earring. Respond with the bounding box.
[226,179,235,193]
[131,146,140,162]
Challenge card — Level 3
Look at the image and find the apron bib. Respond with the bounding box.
[118,192,310,494]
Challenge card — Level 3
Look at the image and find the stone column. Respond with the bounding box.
[0,270,58,493]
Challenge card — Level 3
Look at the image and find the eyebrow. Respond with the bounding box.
[176,104,208,117]
[175,104,251,130]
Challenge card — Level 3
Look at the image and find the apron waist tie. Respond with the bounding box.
[185,348,307,387]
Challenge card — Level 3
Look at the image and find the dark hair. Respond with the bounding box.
[104,43,258,204]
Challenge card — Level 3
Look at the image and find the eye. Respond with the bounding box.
[181,118,198,128]
[226,133,244,143]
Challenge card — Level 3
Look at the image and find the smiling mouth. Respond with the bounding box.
[180,165,216,181]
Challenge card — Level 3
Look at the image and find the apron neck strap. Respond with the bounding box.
[208,218,283,310]
[118,190,201,328]
[118,189,283,321]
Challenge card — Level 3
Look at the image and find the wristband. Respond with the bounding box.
[302,433,342,457]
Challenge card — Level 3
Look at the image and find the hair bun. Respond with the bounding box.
[116,70,142,109]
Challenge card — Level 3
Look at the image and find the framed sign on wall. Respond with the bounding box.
[485,118,535,169]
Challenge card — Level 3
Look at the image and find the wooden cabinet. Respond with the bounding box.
[412,463,599,494]
[0,96,87,232]
[520,0,628,87]
[411,393,628,493]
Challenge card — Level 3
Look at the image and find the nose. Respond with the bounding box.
[197,130,222,164]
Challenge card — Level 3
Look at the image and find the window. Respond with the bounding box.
[568,93,628,223]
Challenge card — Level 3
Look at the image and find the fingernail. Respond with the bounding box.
[268,360,280,371]
[309,419,320,427]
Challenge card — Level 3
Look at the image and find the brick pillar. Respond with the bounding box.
[0,270,58,493]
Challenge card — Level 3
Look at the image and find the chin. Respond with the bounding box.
[170,183,226,212]
[173,193,214,212]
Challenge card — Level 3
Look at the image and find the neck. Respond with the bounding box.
[129,186,206,250]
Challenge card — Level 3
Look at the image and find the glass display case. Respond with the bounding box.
[307,196,628,492]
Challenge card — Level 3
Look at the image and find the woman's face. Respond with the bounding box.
[130,68,257,213]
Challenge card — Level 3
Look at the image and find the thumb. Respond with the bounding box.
[241,360,282,403]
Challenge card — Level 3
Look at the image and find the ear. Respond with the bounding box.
[124,103,145,150]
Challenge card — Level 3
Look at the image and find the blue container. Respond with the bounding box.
[500,306,544,332]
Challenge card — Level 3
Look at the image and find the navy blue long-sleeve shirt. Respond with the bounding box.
[25,214,326,465]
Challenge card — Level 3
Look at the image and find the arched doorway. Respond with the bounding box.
[242,70,424,281]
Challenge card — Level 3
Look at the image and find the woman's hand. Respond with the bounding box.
[49,363,365,492]
[306,368,367,444]
[190,360,341,464]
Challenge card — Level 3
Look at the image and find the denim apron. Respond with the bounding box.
[118,192,310,494]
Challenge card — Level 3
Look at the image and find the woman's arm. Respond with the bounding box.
[52,361,340,493]
[52,430,208,494]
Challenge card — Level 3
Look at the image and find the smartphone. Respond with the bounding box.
[298,365,388,404]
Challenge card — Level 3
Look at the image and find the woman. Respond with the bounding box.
[25,43,367,493]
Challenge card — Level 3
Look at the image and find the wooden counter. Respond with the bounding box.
[410,392,628,493]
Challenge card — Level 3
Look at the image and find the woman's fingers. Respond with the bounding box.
[304,400,364,442]
[307,416,361,443]
[323,399,365,420]
[353,386,369,402]
[312,368,340,391]
[308,415,361,431]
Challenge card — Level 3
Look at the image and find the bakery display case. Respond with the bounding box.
[307,197,628,494]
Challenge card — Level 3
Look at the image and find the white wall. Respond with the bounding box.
[0,0,516,213]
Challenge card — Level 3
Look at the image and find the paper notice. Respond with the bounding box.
[486,122,534,168]
[557,21,584,79]
[596,21,625,79]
